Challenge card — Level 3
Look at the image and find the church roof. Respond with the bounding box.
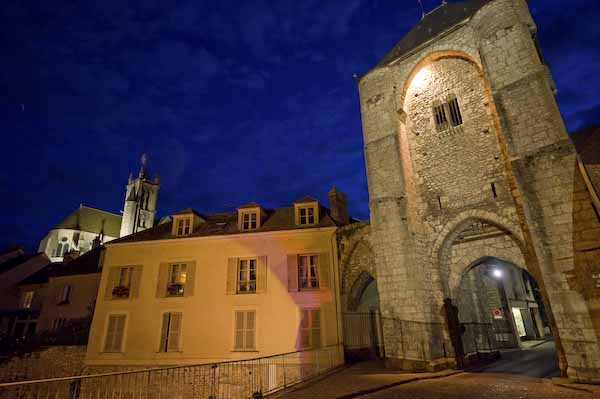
[376,0,491,67]
[54,206,122,238]
[571,125,600,196]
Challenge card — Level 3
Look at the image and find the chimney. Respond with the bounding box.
[328,187,349,225]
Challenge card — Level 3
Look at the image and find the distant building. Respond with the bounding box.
[37,157,160,262]
[37,206,121,262]
[0,248,50,337]
[85,188,349,368]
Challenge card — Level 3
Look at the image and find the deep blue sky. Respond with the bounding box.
[1,0,599,252]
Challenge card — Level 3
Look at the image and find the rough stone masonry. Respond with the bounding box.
[339,0,600,383]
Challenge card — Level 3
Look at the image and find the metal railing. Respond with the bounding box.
[461,322,498,357]
[0,344,343,399]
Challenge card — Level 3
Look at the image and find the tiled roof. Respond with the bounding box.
[376,0,491,67]
[51,246,103,277]
[18,247,103,284]
[172,208,203,216]
[0,254,42,274]
[294,196,318,204]
[238,202,261,209]
[54,206,122,237]
[110,205,338,244]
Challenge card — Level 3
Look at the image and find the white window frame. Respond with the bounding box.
[237,258,257,293]
[233,310,257,352]
[240,211,258,231]
[159,311,183,353]
[103,313,128,353]
[21,291,34,309]
[298,206,316,225]
[57,285,72,304]
[299,308,322,349]
[175,218,192,236]
[167,263,187,297]
[298,254,320,290]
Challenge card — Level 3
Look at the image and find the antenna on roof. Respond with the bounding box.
[417,0,425,19]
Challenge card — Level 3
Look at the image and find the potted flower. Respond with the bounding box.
[167,283,185,296]
[112,285,130,299]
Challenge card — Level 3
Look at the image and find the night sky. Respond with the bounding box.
[2,0,599,252]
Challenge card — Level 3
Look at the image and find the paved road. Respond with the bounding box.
[359,372,590,399]
[476,340,560,378]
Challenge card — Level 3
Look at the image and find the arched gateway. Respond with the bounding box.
[349,0,600,383]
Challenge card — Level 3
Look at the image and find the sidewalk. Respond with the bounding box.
[269,360,461,399]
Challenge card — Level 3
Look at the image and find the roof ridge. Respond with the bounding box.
[79,205,122,218]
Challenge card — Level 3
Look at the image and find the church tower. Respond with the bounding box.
[119,155,160,237]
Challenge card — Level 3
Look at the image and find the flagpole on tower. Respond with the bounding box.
[417,0,425,19]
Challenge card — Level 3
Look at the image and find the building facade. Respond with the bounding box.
[85,190,348,367]
[346,0,600,382]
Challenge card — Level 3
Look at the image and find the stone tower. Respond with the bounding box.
[119,155,160,237]
[355,0,600,382]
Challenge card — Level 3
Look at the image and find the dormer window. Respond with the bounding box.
[237,204,263,232]
[176,218,192,236]
[241,211,258,231]
[171,209,204,237]
[294,197,319,226]
[299,207,315,225]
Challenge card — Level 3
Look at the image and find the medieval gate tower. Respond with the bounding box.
[353,0,600,382]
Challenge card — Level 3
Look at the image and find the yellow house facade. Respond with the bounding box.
[85,191,349,367]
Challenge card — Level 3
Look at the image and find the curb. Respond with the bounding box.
[336,370,464,399]
[551,378,600,396]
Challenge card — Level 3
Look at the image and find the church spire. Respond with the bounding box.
[139,153,148,179]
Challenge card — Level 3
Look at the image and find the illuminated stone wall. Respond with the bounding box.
[355,0,600,382]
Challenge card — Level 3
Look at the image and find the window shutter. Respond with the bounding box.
[185,262,196,297]
[167,313,182,352]
[311,309,322,348]
[234,311,244,350]
[318,253,330,289]
[114,315,126,352]
[159,313,169,352]
[287,255,298,292]
[105,315,126,352]
[300,309,310,348]
[226,258,238,295]
[246,311,256,350]
[104,267,119,300]
[130,266,142,298]
[156,263,168,298]
[256,256,267,293]
[104,316,117,352]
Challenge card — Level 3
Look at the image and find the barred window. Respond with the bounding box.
[448,97,463,127]
[433,103,448,132]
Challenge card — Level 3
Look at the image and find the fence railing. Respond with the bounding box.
[0,344,343,399]
[461,322,498,357]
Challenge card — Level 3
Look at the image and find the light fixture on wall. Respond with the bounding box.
[411,67,431,90]
[492,268,503,278]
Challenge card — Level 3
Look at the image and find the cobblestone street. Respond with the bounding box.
[359,372,591,399]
